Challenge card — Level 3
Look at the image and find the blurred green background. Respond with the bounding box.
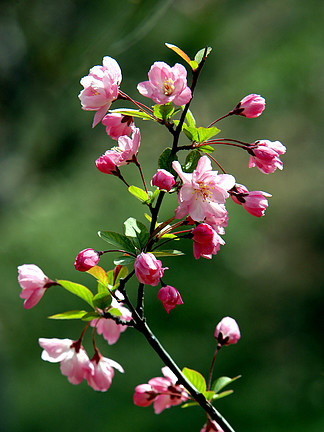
[1,0,323,431]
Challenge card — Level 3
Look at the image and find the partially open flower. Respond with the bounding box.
[84,351,124,392]
[18,264,51,309]
[134,252,167,286]
[233,94,265,118]
[231,184,271,217]
[102,113,134,140]
[249,140,286,174]
[192,223,224,259]
[158,285,183,313]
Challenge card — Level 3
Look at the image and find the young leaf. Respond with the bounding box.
[181,401,199,409]
[152,250,184,257]
[124,217,150,250]
[128,185,149,203]
[48,310,88,320]
[108,307,122,317]
[113,266,129,290]
[211,375,241,394]
[165,43,191,66]
[183,150,201,173]
[212,390,234,400]
[92,292,111,310]
[81,311,101,321]
[153,104,174,121]
[194,47,212,65]
[98,231,137,255]
[108,108,154,121]
[57,280,94,307]
[202,390,216,401]
[198,145,214,154]
[185,108,196,127]
[182,367,206,393]
[158,148,178,176]
[183,126,220,144]
[87,265,109,288]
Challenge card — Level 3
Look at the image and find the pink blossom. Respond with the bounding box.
[204,206,228,235]
[18,264,50,309]
[214,317,241,346]
[84,352,124,392]
[249,140,286,174]
[117,126,141,165]
[231,184,271,217]
[234,94,265,118]
[91,298,132,344]
[78,56,122,127]
[95,150,120,174]
[192,223,224,259]
[172,156,235,222]
[39,338,92,385]
[137,62,192,106]
[201,420,224,432]
[74,248,100,272]
[133,367,189,414]
[158,285,183,313]
[102,113,134,140]
[151,169,175,192]
[134,252,167,286]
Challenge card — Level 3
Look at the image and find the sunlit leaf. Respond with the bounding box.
[194,47,212,65]
[183,150,201,173]
[182,367,206,393]
[212,375,241,394]
[98,231,136,255]
[152,249,184,257]
[48,310,88,320]
[109,108,153,121]
[92,292,111,310]
[165,43,191,65]
[128,185,149,203]
[124,217,149,250]
[57,280,94,307]
[153,104,174,121]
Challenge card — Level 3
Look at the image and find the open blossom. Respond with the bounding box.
[151,169,175,192]
[231,184,271,217]
[204,206,228,235]
[39,338,92,385]
[84,352,124,392]
[133,367,189,414]
[102,113,134,140]
[234,94,265,118]
[214,317,241,346]
[137,62,192,106]
[78,56,122,127]
[91,298,132,344]
[249,140,286,174]
[134,252,167,286]
[18,264,50,309]
[172,156,235,222]
[192,223,224,259]
[74,248,100,272]
[158,285,183,313]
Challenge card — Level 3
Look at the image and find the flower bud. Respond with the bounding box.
[158,285,183,313]
[134,252,166,286]
[95,150,120,174]
[102,113,134,140]
[231,184,271,217]
[214,317,241,346]
[234,94,265,118]
[18,264,50,309]
[151,169,175,192]
[74,248,100,272]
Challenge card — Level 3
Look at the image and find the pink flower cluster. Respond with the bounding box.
[249,139,286,174]
[137,62,192,106]
[39,338,124,391]
[133,366,189,414]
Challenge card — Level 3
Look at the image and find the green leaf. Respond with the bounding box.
[183,126,220,144]
[48,310,88,320]
[198,145,214,154]
[81,311,101,321]
[106,270,114,285]
[57,280,94,307]
[113,266,129,290]
[153,104,174,121]
[183,150,201,173]
[189,60,199,70]
[212,390,234,400]
[87,265,109,288]
[194,47,212,65]
[109,108,153,121]
[182,367,206,393]
[158,148,178,176]
[147,188,160,205]
[124,217,149,250]
[181,401,199,408]
[128,185,149,203]
[202,390,215,400]
[212,375,241,394]
[185,108,196,127]
[98,231,136,255]
[92,292,111,310]
[108,307,122,317]
[152,249,184,257]
[113,255,136,266]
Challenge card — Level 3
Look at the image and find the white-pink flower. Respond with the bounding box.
[234,94,265,118]
[78,56,122,127]
[249,140,286,174]
[137,62,192,106]
[18,264,50,309]
[158,285,183,313]
[102,113,134,140]
[84,353,124,392]
[172,156,235,222]
[91,298,132,344]
[214,317,241,346]
[39,338,92,385]
[201,419,224,432]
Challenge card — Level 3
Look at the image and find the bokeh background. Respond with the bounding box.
[1,0,323,431]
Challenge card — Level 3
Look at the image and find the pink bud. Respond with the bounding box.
[95,150,120,174]
[102,113,134,140]
[214,317,241,346]
[231,184,271,217]
[74,248,100,272]
[234,94,265,118]
[249,140,286,174]
[151,169,175,192]
[192,223,224,259]
[158,285,183,313]
[18,264,50,309]
[134,252,167,286]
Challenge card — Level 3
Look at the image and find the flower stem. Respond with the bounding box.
[207,345,221,391]
[133,156,148,194]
